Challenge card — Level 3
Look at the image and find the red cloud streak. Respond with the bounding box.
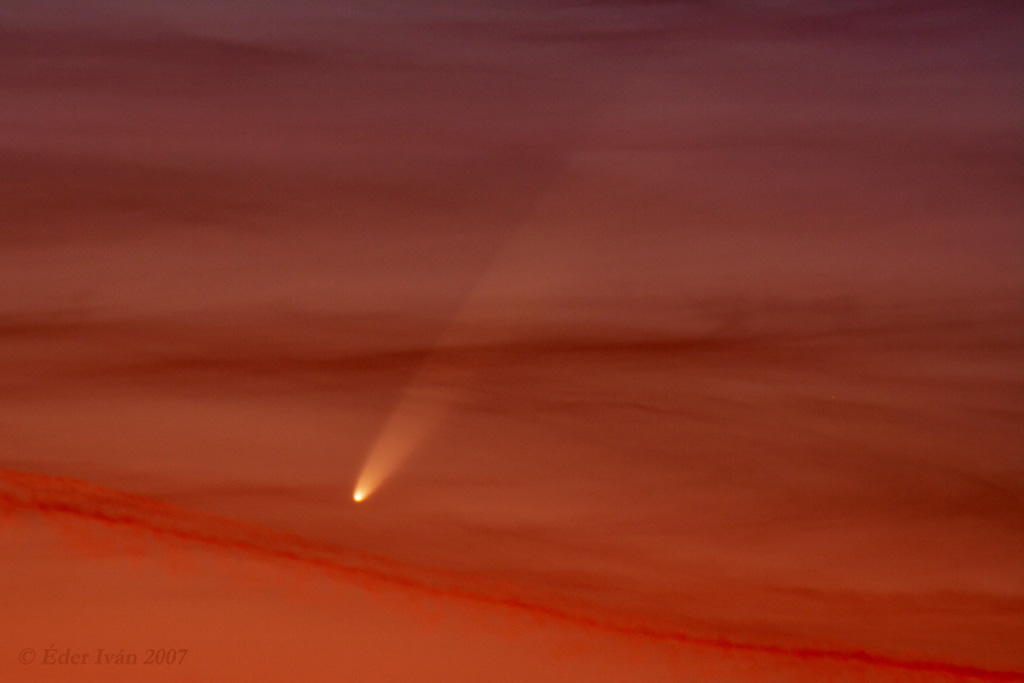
[3,467,1020,682]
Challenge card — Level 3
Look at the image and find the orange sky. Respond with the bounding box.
[1,1,1022,681]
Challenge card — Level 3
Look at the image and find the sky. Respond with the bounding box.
[1,1,1022,681]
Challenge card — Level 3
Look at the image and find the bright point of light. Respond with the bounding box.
[353,490,366,502]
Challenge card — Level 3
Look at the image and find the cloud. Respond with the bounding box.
[2,467,1021,681]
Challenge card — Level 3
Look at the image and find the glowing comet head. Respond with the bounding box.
[353,490,366,503]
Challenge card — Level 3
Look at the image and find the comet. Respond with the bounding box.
[348,156,572,503]
[348,93,612,503]
[352,383,454,502]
